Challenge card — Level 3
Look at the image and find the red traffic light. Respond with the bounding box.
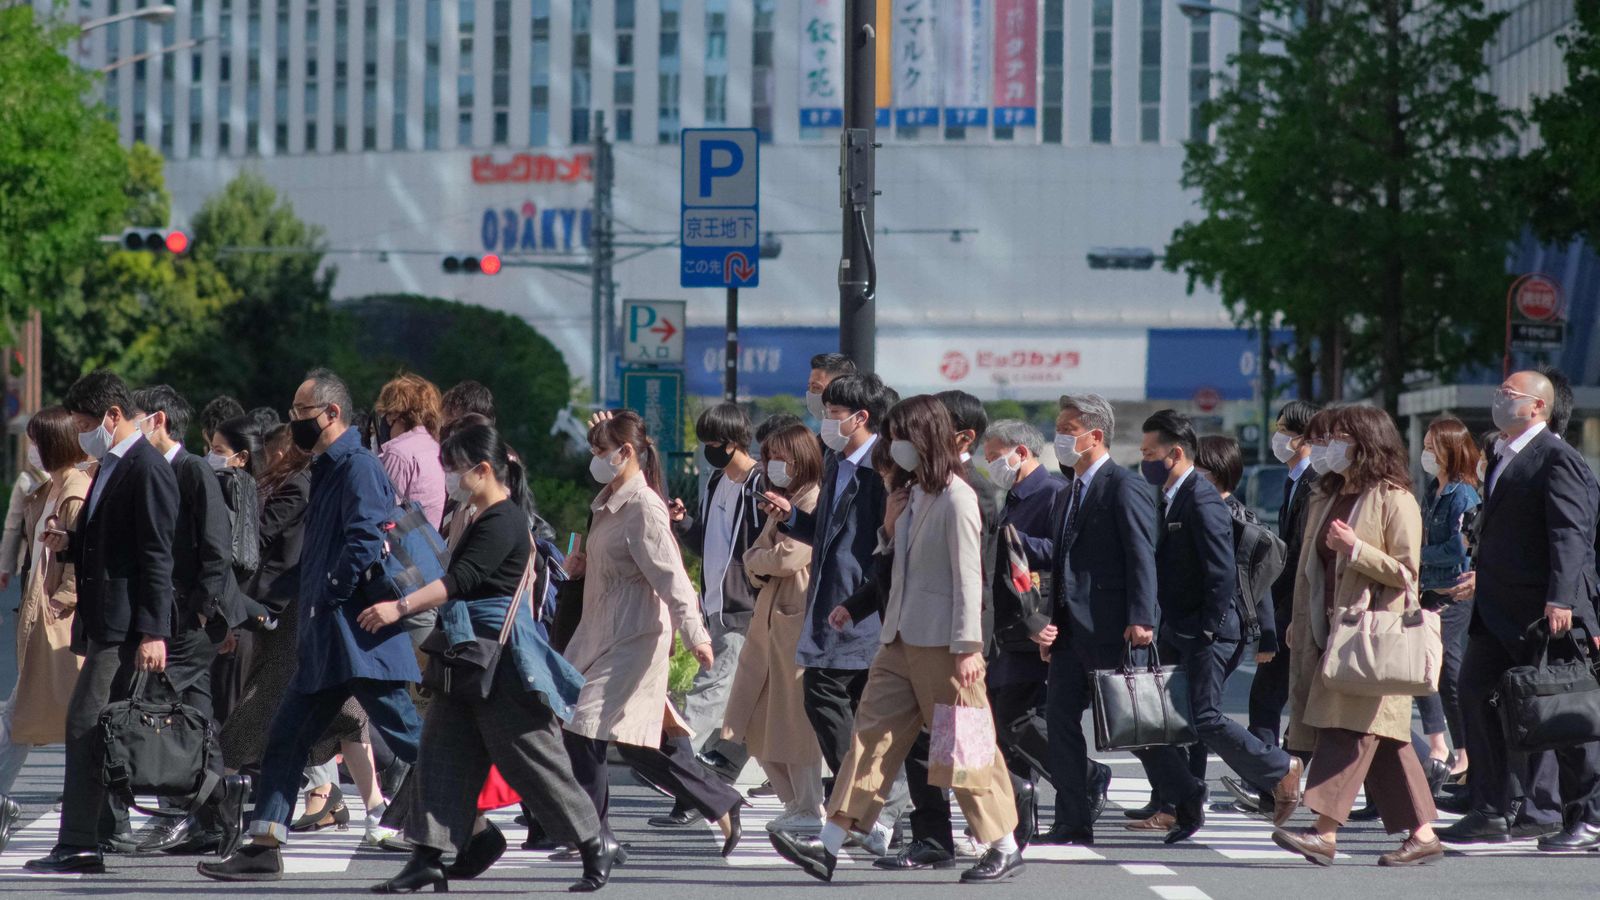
[442,254,500,275]
[165,230,189,254]
[480,253,501,275]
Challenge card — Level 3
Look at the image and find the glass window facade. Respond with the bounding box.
[658,0,681,143]
[1189,11,1209,143]
[530,0,550,145]
[1140,0,1160,143]
[704,0,727,125]
[751,0,775,142]
[1091,0,1112,143]
[571,0,591,143]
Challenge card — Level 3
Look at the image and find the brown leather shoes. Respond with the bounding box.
[1272,827,1336,866]
[1377,836,1443,867]
[1124,812,1177,832]
[1272,757,1304,827]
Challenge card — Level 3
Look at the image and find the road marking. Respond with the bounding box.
[1151,887,1212,900]
[1122,863,1176,875]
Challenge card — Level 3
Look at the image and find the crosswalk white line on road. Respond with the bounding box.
[1121,863,1176,875]
[1150,887,1212,900]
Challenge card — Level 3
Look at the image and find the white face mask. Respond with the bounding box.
[1055,432,1087,469]
[1308,443,1331,474]
[889,439,921,472]
[589,449,626,484]
[984,450,1022,491]
[78,414,114,460]
[205,451,236,471]
[1420,449,1440,477]
[1271,431,1295,464]
[805,391,827,422]
[820,413,859,453]
[767,459,793,489]
[1476,458,1488,482]
[1325,439,1353,474]
[133,413,156,439]
[445,471,472,502]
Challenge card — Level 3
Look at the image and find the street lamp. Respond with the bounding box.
[79,5,178,34]
[1174,1,1293,38]
[100,34,219,73]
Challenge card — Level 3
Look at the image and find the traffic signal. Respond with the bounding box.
[120,228,189,254]
[442,254,501,275]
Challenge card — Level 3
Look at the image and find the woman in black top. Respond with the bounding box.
[359,424,616,894]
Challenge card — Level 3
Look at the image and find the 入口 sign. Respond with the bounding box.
[622,299,686,365]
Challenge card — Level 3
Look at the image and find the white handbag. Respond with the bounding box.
[1319,566,1442,697]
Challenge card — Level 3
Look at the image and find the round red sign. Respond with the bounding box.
[1194,386,1221,412]
[939,351,971,382]
[1515,275,1562,322]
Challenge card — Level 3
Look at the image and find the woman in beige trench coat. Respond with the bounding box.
[0,408,91,794]
[561,410,746,856]
[721,423,825,834]
[1275,405,1439,868]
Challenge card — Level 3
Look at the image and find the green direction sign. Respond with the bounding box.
[621,368,684,457]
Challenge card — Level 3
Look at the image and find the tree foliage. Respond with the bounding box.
[1527,3,1600,244]
[0,6,127,337]
[1166,0,1525,411]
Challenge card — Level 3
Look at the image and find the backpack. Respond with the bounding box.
[1229,499,1286,643]
[216,468,261,576]
[991,524,1052,653]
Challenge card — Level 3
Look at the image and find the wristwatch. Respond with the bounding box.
[397,597,410,617]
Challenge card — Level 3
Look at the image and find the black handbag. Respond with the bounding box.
[1493,622,1600,753]
[421,541,540,701]
[96,672,220,816]
[1091,643,1196,752]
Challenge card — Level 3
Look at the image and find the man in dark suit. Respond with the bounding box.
[768,372,905,853]
[1137,411,1302,835]
[127,386,251,857]
[26,372,180,875]
[1034,393,1200,846]
[1442,369,1600,849]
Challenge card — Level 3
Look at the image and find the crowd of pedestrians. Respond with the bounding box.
[0,357,1598,891]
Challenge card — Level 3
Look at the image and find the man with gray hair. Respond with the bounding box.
[200,369,424,882]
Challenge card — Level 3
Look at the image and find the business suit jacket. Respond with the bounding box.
[169,448,238,629]
[878,476,986,654]
[784,445,888,669]
[68,434,180,650]
[1474,428,1600,646]
[1156,472,1240,642]
[1269,467,1319,625]
[1047,460,1160,670]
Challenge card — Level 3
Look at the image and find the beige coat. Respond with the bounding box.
[879,475,985,653]
[1286,480,1422,750]
[563,472,711,747]
[10,468,91,745]
[721,485,822,765]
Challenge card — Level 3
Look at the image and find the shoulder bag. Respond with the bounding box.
[96,672,220,816]
[1092,642,1196,751]
[1493,621,1600,753]
[420,539,540,701]
[1319,565,1441,696]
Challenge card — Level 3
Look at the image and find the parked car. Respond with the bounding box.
[1239,464,1289,530]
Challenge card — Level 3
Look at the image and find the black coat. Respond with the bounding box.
[245,470,312,618]
[1154,471,1239,643]
[1475,427,1600,647]
[1047,460,1159,670]
[170,448,239,629]
[68,435,180,650]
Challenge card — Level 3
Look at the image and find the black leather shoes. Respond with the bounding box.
[1013,778,1037,851]
[100,828,141,854]
[719,804,744,857]
[571,833,621,892]
[1425,757,1452,795]
[769,830,836,882]
[371,848,448,893]
[380,760,412,801]
[1348,801,1380,822]
[138,814,206,854]
[445,820,506,879]
[960,847,1024,883]
[696,749,743,782]
[1512,820,1562,841]
[197,843,284,881]
[1087,762,1112,822]
[25,845,106,874]
[0,795,23,852]
[1167,785,1206,844]
[1033,824,1094,846]
[1123,790,1160,819]
[1538,821,1600,852]
[647,803,696,828]
[216,774,251,858]
[1220,775,1269,817]
[1438,810,1511,844]
[872,838,957,870]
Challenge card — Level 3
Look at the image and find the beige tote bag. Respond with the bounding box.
[1319,566,1442,697]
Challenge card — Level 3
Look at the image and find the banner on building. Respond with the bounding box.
[940,0,988,128]
[800,0,845,128]
[992,0,1037,127]
[893,0,940,127]
[877,330,1148,401]
[877,0,894,126]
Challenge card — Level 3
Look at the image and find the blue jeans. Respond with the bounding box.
[1414,593,1472,745]
[249,679,421,842]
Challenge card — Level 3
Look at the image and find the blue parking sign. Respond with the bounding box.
[681,128,759,289]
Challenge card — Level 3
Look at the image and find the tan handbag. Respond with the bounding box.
[1319,565,1441,697]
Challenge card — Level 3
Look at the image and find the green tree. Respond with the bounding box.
[0,6,127,337]
[1527,3,1600,244]
[1165,0,1524,412]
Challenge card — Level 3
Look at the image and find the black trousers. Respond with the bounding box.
[802,666,870,774]
[1247,640,1292,748]
[563,731,741,832]
[160,625,226,819]
[1172,633,1291,795]
[59,641,137,848]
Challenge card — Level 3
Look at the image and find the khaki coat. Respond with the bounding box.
[1286,480,1422,751]
[10,468,91,744]
[563,472,711,747]
[721,485,822,765]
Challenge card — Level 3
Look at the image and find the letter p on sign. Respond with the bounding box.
[698,141,743,200]
[683,130,757,208]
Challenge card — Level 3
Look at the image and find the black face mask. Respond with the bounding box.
[703,443,734,470]
[290,413,328,451]
[375,413,393,447]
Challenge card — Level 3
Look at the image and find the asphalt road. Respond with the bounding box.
[0,581,1594,899]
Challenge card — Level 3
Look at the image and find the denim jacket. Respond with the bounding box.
[1420,480,1481,592]
[436,591,585,721]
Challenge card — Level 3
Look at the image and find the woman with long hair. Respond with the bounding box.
[1275,405,1439,867]
[560,410,744,855]
[770,395,1019,884]
[721,423,827,834]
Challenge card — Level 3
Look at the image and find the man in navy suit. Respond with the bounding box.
[1442,369,1600,850]
[1137,411,1302,834]
[1034,394,1201,846]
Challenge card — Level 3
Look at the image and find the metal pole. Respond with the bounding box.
[725,287,739,403]
[1259,313,1272,463]
[590,111,613,405]
[838,0,877,374]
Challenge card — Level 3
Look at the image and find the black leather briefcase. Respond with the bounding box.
[1092,643,1197,752]
[1494,623,1600,753]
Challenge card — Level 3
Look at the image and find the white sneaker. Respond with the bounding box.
[848,823,891,857]
[956,833,989,859]
[362,816,403,849]
[767,807,824,835]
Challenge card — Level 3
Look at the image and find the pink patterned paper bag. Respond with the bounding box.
[929,703,997,790]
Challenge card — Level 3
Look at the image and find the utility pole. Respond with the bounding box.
[724,286,739,402]
[838,0,877,374]
[590,111,615,405]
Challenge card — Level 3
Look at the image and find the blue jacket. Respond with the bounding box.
[1420,479,1480,592]
[1156,471,1240,643]
[293,428,420,692]
[437,590,585,721]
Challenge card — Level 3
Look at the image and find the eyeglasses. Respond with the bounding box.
[1496,386,1540,402]
[287,404,327,422]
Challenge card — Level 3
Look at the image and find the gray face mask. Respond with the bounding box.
[1491,391,1534,433]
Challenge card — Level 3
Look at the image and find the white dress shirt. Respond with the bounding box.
[1489,420,1547,495]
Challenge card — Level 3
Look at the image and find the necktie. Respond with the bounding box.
[1064,477,1085,537]
[1279,476,1294,524]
